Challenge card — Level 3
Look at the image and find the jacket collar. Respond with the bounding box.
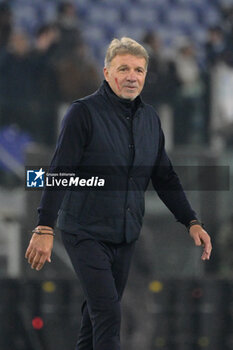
[99,80,144,118]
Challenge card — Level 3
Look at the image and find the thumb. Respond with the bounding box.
[192,233,202,246]
[46,256,51,263]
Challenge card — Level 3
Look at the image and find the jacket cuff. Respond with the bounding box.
[37,210,56,229]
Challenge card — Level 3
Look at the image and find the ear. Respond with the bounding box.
[103,67,109,81]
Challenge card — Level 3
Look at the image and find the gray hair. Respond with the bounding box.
[104,37,149,69]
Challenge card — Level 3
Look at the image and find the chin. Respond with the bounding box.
[122,93,138,100]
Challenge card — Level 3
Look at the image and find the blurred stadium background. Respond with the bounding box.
[0,0,233,349]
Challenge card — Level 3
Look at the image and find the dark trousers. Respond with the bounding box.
[61,231,135,350]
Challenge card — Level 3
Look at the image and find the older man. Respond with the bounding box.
[25,37,212,350]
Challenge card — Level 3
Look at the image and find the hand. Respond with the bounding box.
[25,226,54,271]
[189,225,212,260]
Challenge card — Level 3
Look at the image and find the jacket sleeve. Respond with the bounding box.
[151,123,197,227]
[37,102,92,228]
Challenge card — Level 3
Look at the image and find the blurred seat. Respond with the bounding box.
[166,6,198,27]
[125,6,158,30]
[192,26,208,45]
[84,5,122,27]
[12,3,40,34]
[37,1,57,23]
[82,25,109,65]
[201,5,221,26]
[88,0,131,9]
[82,25,108,48]
[156,26,184,48]
[136,0,170,7]
[74,0,93,16]
[115,25,147,43]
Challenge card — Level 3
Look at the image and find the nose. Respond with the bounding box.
[126,70,137,81]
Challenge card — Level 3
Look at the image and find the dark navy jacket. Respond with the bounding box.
[38,81,196,243]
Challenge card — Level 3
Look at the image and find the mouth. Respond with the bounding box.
[124,86,137,90]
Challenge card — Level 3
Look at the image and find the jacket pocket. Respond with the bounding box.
[64,190,92,223]
[86,191,125,219]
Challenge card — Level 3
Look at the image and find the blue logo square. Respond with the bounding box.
[26,168,45,188]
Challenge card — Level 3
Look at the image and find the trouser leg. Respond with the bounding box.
[75,301,93,350]
[76,298,121,350]
[62,232,135,350]
[68,238,120,350]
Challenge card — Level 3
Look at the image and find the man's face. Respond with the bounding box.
[103,54,147,100]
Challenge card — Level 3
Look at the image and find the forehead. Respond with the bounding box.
[110,54,146,68]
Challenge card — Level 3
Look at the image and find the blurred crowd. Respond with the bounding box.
[0,1,233,147]
[0,1,100,146]
[141,12,233,146]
